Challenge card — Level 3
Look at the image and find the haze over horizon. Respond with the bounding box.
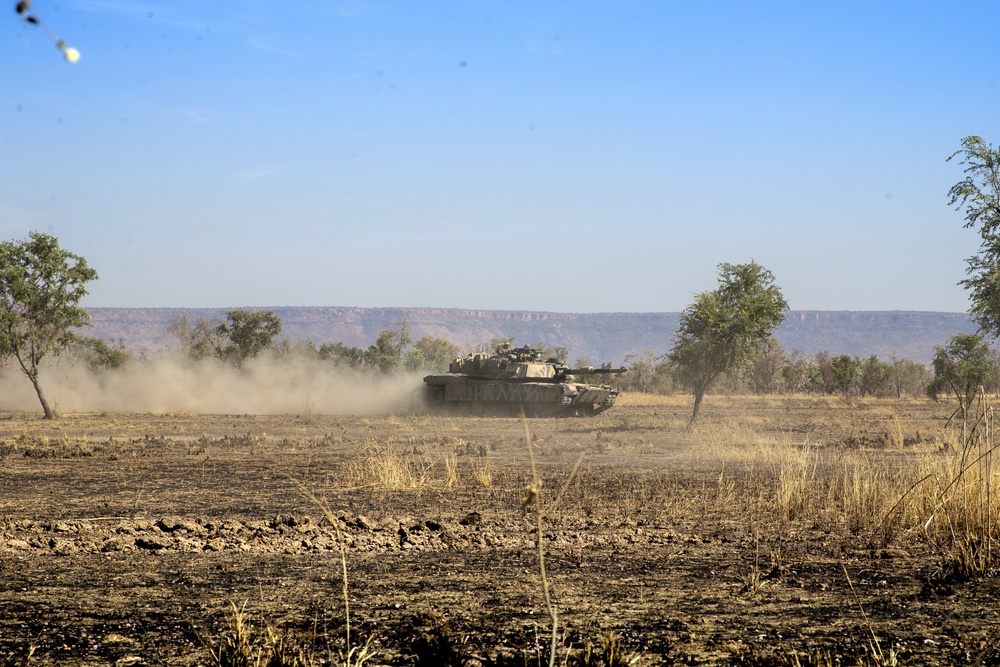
[4,2,998,314]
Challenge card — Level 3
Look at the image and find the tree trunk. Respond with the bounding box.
[689,389,705,425]
[28,372,55,420]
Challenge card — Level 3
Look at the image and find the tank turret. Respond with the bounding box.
[422,344,626,417]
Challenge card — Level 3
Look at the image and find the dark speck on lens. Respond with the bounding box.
[459,60,467,68]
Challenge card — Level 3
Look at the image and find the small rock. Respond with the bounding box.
[204,538,226,552]
[460,512,482,526]
[100,537,130,553]
[52,540,78,556]
[135,536,174,551]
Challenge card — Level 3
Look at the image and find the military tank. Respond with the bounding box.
[422,343,627,417]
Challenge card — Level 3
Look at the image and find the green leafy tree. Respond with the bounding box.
[830,355,859,398]
[217,309,282,368]
[367,319,412,373]
[948,136,1000,336]
[0,232,98,419]
[927,333,994,421]
[413,336,459,372]
[167,315,226,361]
[667,261,788,422]
[889,356,932,398]
[167,311,281,368]
[858,355,892,397]
[780,349,814,394]
[815,351,836,394]
[318,341,369,369]
[68,336,131,372]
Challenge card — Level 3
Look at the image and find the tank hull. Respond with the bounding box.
[422,375,620,417]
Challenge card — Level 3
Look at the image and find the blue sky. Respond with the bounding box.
[2,1,998,313]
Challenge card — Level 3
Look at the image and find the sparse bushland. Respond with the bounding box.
[168,308,282,370]
[0,232,98,419]
[668,261,789,423]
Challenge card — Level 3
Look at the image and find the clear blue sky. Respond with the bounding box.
[3,1,998,313]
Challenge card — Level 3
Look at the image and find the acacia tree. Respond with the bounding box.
[0,232,98,419]
[668,261,788,423]
[367,319,412,372]
[830,354,859,398]
[859,355,892,397]
[217,309,282,369]
[948,136,1000,335]
[167,315,228,361]
[927,333,994,422]
[168,310,282,368]
[413,336,459,372]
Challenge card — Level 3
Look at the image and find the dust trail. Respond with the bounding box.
[0,356,425,415]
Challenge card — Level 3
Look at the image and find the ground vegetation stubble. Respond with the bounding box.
[0,395,997,665]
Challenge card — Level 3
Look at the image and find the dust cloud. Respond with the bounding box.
[0,356,426,415]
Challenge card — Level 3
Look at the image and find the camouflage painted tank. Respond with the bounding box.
[422,344,626,417]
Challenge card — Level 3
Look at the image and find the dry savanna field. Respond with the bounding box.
[2,393,1000,666]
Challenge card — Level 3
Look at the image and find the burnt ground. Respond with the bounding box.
[1,396,1000,665]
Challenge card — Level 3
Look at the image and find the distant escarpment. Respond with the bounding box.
[84,307,976,366]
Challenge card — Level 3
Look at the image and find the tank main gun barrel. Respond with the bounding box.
[563,366,628,376]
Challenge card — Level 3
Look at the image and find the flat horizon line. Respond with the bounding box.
[83,305,973,316]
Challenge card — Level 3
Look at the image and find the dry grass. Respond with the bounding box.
[472,456,493,488]
[616,392,690,408]
[347,445,433,490]
[670,392,1000,580]
[206,601,318,667]
[3,395,993,665]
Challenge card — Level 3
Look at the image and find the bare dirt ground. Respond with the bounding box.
[1,395,999,666]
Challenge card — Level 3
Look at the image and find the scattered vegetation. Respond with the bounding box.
[668,260,788,422]
[0,232,98,419]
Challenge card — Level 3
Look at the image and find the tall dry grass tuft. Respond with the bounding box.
[472,456,493,488]
[563,630,645,666]
[348,445,431,490]
[775,446,820,523]
[829,452,906,541]
[443,452,459,488]
[207,601,316,667]
[881,388,1000,578]
[346,440,499,492]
